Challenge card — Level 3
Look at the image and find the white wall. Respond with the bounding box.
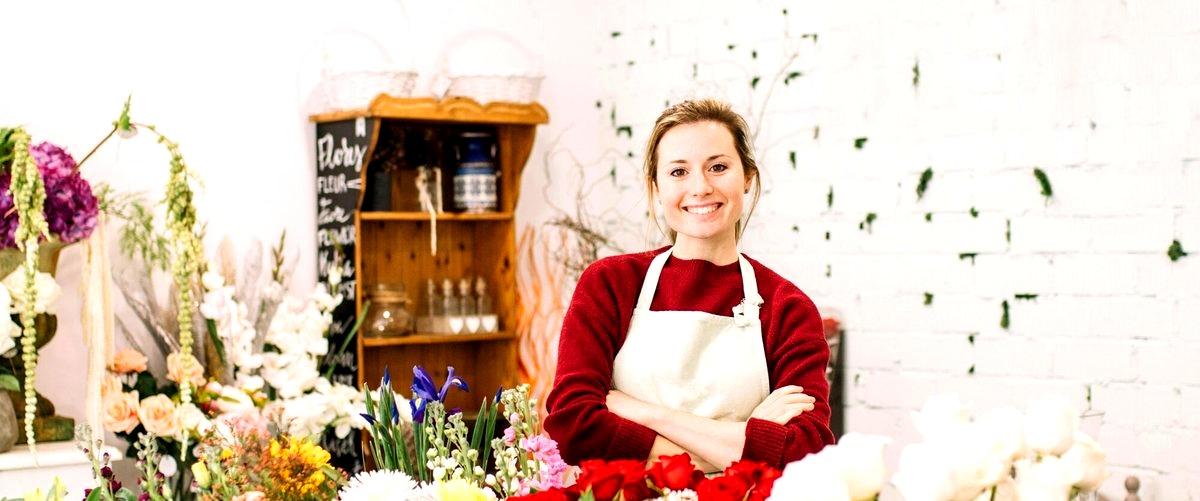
[2,0,1198,499]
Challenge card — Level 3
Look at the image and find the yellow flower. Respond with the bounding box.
[434,479,495,501]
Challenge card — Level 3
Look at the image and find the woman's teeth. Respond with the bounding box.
[684,204,719,215]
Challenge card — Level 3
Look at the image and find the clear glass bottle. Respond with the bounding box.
[442,278,462,334]
[459,278,479,333]
[475,276,497,332]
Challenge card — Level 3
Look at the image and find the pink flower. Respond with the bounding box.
[503,426,517,446]
[108,348,148,374]
[520,434,572,491]
[103,391,140,434]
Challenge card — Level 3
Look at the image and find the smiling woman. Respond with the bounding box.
[543,99,835,472]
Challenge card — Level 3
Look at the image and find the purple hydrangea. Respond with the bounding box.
[0,141,99,248]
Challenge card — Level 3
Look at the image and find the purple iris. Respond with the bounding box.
[410,365,469,421]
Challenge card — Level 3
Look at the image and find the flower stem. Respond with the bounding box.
[73,126,116,171]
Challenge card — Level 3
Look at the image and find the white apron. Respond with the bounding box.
[611,247,770,423]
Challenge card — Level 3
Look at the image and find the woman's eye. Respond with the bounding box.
[710,163,728,173]
[670,168,687,177]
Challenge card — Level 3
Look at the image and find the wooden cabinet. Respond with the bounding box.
[312,96,548,413]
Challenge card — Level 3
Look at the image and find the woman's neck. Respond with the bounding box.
[671,232,739,265]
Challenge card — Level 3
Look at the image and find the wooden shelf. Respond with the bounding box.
[310,96,549,126]
[362,331,516,347]
[360,211,513,222]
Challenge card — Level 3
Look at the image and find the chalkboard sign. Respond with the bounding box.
[314,116,376,473]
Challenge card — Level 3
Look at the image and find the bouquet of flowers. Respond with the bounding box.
[891,395,1107,501]
[345,366,575,500]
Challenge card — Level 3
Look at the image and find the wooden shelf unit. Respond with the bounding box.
[315,96,547,413]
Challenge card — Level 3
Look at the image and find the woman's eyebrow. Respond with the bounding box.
[669,154,731,164]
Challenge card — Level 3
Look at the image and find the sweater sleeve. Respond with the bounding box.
[740,283,836,468]
[544,260,658,465]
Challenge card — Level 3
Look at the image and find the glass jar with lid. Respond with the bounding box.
[364,283,414,337]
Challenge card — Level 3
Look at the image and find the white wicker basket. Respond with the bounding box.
[444,74,543,104]
[321,70,417,111]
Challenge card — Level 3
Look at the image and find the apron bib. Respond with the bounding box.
[612,247,770,422]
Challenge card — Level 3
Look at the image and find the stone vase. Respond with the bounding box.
[0,390,16,453]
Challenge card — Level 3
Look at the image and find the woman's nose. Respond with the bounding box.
[688,171,714,195]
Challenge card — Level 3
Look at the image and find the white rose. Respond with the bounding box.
[327,264,343,287]
[974,406,1026,463]
[829,433,891,501]
[0,286,20,345]
[138,395,181,438]
[201,270,225,291]
[912,394,972,441]
[0,328,13,356]
[213,385,255,414]
[970,476,1017,501]
[3,269,62,314]
[1023,397,1078,455]
[177,402,211,437]
[892,442,955,501]
[1061,431,1107,491]
[1015,457,1075,501]
[768,448,851,501]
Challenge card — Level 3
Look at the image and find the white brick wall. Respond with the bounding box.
[519,0,1200,498]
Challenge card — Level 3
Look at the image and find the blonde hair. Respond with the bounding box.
[643,98,761,242]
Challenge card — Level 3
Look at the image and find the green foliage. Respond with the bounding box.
[959,252,978,264]
[1168,240,1188,261]
[854,137,868,149]
[1014,293,1038,301]
[1006,219,1012,243]
[0,373,18,392]
[610,31,621,38]
[825,264,831,278]
[826,186,834,208]
[1000,300,1010,329]
[751,76,761,89]
[923,292,933,306]
[616,125,632,138]
[789,151,796,169]
[925,212,933,222]
[784,71,803,85]
[968,364,976,375]
[1033,167,1053,199]
[968,333,976,345]
[912,59,920,88]
[859,213,877,232]
[916,167,933,199]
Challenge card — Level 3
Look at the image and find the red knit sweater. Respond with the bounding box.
[544,246,835,469]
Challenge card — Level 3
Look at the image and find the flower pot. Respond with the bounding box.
[0,391,16,453]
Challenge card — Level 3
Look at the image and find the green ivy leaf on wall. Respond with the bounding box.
[1168,240,1188,261]
[959,252,978,264]
[1033,167,1053,200]
[826,187,834,208]
[924,292,933,306]
[1014,293,1038,301]
[789,151,797,169]
[854,137,868,149]
[912,59,921,88]
[751,76,761,89]
[859,213,877,232]
[611,31,621,38]
[784,71,803,85]
[1000,300,1010,329]
[969,207,979,218]
[925,213,933,222]
[616,126,632,138]
[1006,219,1012,243]
[916,167,933,199]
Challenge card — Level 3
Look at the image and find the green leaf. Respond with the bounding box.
[958,252,978,264]
[727,44,736,51]
[825,264,832,278]
[826,186,834,208]
[968,364,975,375]
[134,371,157,396]
[968,333,976,345]
[610,31,621,38]
[923,293,933,306]
[0,374,17,392]
[1168,239,1188,261]
[784,71,803,85]
[969,207,979,218]
[751,76,761,89]
[824,231,831,241]
[790,225,799,233]
[916,167,933,199]
[1014,293,1038,301]
[204,318,227,367]
[1006,219,1012,243]
[925,212,933,222]
[860,213,877,232]
[854,137,868,149]
[616,126,632,138]
[789,151,796,169]
[1033,167,1053,199]
[1000,300,1010,329]
[912,59,920,88]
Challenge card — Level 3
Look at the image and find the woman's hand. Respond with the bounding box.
[607,390,652,424]
[750,385,815,425]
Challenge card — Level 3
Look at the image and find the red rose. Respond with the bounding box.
[507,489,576,501]
[648,454,703,491]
[696,474,752,501]
[723,460,782,501]
[575,459,651,501]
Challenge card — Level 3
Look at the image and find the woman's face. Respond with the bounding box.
[654,120,749,245]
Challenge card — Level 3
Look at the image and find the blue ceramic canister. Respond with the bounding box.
[453,132,498,212]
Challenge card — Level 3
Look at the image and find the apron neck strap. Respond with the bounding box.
[635,247,761,311]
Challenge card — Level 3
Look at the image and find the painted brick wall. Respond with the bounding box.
[519,0,1200,498]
